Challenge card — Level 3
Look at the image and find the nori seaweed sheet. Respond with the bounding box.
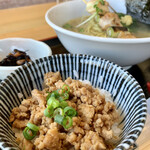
[126,0,150,24]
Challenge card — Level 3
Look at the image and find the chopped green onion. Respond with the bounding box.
[62,84,70,93]
[46,92,51,101]
[64,106,77,117]
[117,13,125,19]
[54,114,64,125]
[63,23,72,29]
[99,0,105,5]
[57,88,64,95]
[44,106,54,118]
[23,127,37,140]
[27,123,39,132]
[106,27,114,37]
[62,116,73,129]
[60,101,68,109]
[51,90,60,98]
[47,97,55,105]
[54,108,64,116]
[79,28,84,32]
[44,84,75,130]
[58,92,69,101]
[46,90,60,100]
[63,92,69,99]
[47,97,60,108]
[94,4,103,13]
[94,14,100,22]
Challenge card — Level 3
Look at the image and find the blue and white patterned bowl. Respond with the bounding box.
[0,54,147,150]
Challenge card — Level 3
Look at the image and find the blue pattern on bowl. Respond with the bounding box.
[0,54,147,150]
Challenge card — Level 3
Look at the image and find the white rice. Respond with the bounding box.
[17,93,23,99]
[98,89,113,102]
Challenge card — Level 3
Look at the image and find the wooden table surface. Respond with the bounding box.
[0,2,57,41]
[136,98,150,150]
[0,2,150,149]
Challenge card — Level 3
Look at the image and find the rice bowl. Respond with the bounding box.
[0,54,147,150]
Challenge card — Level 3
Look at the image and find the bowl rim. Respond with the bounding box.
[0,37,52,68]
[45,0,150,44]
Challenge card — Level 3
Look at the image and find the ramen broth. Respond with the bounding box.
[63,16,106,37]
[131,21,150,38]
[63,16,150,38]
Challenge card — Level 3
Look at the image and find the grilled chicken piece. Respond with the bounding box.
[99,12,122,30]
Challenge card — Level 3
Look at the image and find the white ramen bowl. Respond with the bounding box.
[45,0,150,67]
[0,38,52,80]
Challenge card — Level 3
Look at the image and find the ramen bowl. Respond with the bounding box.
[0,54,147,150]
[45,0,150,67]
[0,38,52,80]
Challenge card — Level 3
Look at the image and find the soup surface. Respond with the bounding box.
[63,16,107,37]
[63,16,150,38]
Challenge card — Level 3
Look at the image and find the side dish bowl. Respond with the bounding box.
[45,0,150,67]
[0,38,52,80]
[0,54,147,150]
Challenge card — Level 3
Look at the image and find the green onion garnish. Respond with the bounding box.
[54,114,64,125]
[60,101,68,109]
[62,116,73,129]
[46,84,70,102]
[46,92,51,101]
[62,84,70,93]
[64,106,77,117]
[117,13,125,19]
[94,4,103,14]
[106,27,115,37]
[99,0,105,5]
[23,127,37,140]
[46,90,60,100]
[27,123,39,132]
[47,97,60,108]
[53,108,64,116]
[58,92,69,101]
[44,106,54,118]
[44,84,77,129]
[51,90,60,98]
[63,92,69,100]
[79,28,84,32]
[63,23,72,29]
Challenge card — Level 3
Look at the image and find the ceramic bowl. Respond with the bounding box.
[45,0,150,67]
[0,54,147,150]
[0,38,52,80]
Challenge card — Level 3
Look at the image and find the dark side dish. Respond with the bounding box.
[0,49,31,66]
